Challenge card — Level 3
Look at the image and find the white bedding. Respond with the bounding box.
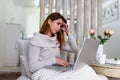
[31,65,108,80]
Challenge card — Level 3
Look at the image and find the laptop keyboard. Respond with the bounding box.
[44,65,73,72]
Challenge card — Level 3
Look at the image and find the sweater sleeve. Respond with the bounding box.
[28,44,56,73]
[62,33,78,53]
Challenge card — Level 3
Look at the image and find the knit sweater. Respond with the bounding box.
[28,32,78,73]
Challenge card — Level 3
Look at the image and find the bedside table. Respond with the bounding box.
[91,64,120,78]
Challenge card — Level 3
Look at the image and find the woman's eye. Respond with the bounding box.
[60,25,64,28]
[57,22,63,27]
[57,23,61,25]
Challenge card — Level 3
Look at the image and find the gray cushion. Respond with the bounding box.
[16,39,31,78]
[20,55,31,78]
[17,39,30,57]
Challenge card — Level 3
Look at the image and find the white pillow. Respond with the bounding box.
[16,39,31,78]
[20,55,31,78]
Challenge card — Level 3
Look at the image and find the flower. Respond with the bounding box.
[89,28,114,44]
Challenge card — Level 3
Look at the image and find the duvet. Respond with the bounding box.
[31,65,108,80]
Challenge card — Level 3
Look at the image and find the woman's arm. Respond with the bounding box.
[28,45,56,73]
[61,23,78,53]
[62,32,78,53]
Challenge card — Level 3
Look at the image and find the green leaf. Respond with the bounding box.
[98,35,102,40]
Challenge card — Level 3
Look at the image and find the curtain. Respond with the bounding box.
[39,0,102,63]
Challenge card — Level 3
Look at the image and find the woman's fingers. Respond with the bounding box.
[56,57,70,67]
[60,62,70,67]
[61,23,69,35]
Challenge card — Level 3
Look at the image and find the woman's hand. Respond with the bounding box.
[61,23,69,35]
[55,57,71,67]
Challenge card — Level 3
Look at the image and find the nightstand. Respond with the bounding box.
[91,63,120,78]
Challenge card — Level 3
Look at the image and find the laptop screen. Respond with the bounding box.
[73,38,100,70]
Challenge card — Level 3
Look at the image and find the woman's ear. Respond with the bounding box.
[48,19,52,25]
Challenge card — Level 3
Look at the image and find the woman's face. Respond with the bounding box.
[48,18,63,35]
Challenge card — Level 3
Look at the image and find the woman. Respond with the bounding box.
[28,12,108,80]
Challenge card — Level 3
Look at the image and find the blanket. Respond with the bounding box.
[31,65,108,80]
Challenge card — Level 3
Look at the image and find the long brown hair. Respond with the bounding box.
[39,12,67,49]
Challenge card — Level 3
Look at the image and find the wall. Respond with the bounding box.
[4,23,20,66]
[1,0,24,25]
[24,7,39,35]
[0,0,2,22]
[103,0,120,58]
[0,0,1,23]
[0,0,24,66]
[0,0,40,66]
[102,0,120,80]
[0,0,5,66]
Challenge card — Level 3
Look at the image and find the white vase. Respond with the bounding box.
[96,45,106,64]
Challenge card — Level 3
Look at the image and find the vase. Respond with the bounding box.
[96,45,106,64]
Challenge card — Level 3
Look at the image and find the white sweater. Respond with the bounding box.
[28,33,78,73]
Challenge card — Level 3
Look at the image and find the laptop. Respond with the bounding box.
[44,38,100,72]
[73,38,99,70]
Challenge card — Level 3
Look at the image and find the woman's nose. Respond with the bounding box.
[58,26,61,30]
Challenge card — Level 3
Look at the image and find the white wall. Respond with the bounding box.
[0,0,2,22]
[24,7,39,35]
[1,0,24,25]
[102,1,120,80]
[0,0,5,66]
[102,0,120,58]
[0,0,24,66]
[4,23,20,66]
[0,0,1,23]
[104,20,120,58]
[0,0,40,66]
[0,25,5,66]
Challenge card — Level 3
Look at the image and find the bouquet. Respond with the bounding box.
[89,29,114,44]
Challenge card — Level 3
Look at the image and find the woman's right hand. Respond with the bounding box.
[61,23,69,35]
[55,57,71,67]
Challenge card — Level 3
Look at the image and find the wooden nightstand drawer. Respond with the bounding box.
[91,64,120,78]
